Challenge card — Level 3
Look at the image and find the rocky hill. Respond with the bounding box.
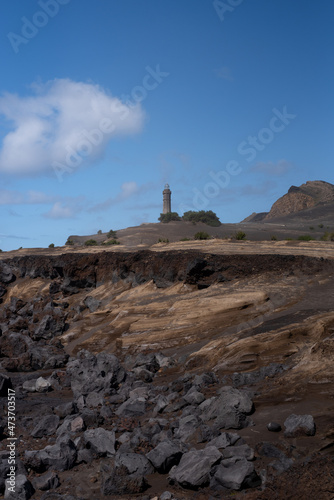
[243,180,334,222]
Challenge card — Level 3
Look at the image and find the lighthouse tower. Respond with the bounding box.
[162,183,171,214]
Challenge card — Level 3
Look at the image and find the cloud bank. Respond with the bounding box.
[0,79,145,176]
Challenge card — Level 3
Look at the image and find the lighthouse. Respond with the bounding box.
[162,184,171,214]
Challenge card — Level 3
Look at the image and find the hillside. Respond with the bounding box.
[243,180,334,223]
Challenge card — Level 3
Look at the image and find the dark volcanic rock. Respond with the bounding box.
[32,471,60,491]
[115,397,146,417]
[169,446,222,489]
[267,422,282,432]
[115,452,154,476]
[4,474,34,500]
[200,386,254,429]
[284,414,316,437]
[211,458,261,491]
[0,262,16,284]
[146,440,183,473]
[83,428,116,457]
[31,415,60,438]
[256,442,293,474]
[83,295,101,313]
[101,461,148,496]
[66,350,126,396]
[24,435,77,472]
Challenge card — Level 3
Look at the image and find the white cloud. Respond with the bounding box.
[0,189,56,205]
[44,201,76,219]
[0,79,145,176]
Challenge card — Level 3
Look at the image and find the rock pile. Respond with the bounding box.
[0,347,319,499]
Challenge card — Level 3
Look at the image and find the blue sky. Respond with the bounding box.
[0,0,333,250]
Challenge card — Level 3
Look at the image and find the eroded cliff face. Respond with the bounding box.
[264,180,334,220]
[1,249,334,499]
[0,250,331,365]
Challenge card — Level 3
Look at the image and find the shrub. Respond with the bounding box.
[97,229,102,235]
[180,237,192,241]
[320,231,334,241]
[84,239,98,246]
[158,212,181,223]
[318,223,324,228]
[158,237,169,243]
[107,229,117,239]
[297,235,315,241]
[49,243,55,248]
[271,235,277,241]
[0,249,2,252]
[182,210,221,227]
[194,231,210,240]
[66,238,74,245]
[103,239,120,245]
[309,226,314,230]
[235,231,246,240]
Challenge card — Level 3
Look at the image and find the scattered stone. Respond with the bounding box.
[200,386,254,429]
[174,414,199,442]
[206,432,241,449]
[232,363,286,387]
[35,377,52,393]
[70,416,85,433]
[31,415,60,438]
[115,397,146,417]
[22,380,37,393]
[115,452,154,476]
[211,458,261,491]
[86,391,104,408]
[101,462,148,496]
[83,428,116,457]
[5,474,34,500]
[83,295,101,313]
[222,444,254,461]
[146,440,183,473]
[169,446,222,489]
[284,414,316,437]
[267,422,282,432]
[54,402,76,419]
[183,388,205,406]
[256,442,293,474]
[66,350,126,396]
[24,435,77,472]
[32,470,60,491]
[160,492,173,500]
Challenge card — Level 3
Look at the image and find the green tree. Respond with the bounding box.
[158,212,181,223]
[49,243,55,248]
[182,210,221,227]
[84,239,98,246]
[107,229,117,239]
